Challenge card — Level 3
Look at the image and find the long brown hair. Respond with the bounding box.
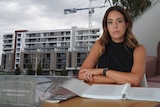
[99,6,138,53]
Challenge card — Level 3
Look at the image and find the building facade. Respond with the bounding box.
[1,33,15,71]
[1,27,100,74]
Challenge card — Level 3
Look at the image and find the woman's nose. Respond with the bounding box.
[113,22,118,28]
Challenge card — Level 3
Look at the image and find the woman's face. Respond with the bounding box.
[107,10,128,43]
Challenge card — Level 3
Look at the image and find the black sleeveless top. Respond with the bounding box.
[97,40,135,72]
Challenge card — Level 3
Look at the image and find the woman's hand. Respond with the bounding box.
[79,69,102,82]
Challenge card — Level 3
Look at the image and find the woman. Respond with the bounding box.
[78,6,146,87]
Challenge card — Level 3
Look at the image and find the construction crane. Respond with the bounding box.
[64,0,112,28]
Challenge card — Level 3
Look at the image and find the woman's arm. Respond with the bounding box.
[92,75,117,84]
[78,40,117,84]
[105,45,146,86]
[78,41,146,86]
[79,68,117,83]
[79,45,146,86]
[78,40,102,80]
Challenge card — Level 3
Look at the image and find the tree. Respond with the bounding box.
[15,66,21,75]
[61,68,68,76]
[112,0,153,20]
[37,62,43,75]
[27,64,34,75]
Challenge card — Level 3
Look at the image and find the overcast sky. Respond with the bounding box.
[0,0,110,62]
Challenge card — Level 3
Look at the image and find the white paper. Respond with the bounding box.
[82,84,127,99]
[62,78,160,102]
[121,83,131,99]
[127,87,160,102]
[62,78,90,97]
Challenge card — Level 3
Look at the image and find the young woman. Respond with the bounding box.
[78,6,146,87]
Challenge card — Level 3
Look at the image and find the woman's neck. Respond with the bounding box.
[111,38,124,43]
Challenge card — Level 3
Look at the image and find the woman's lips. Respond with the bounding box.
[112,31,120,34]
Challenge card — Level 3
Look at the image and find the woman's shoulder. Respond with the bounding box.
[135,44,146,50]
[91,40,103,54]
[134,44,146,54]
[93,40,103,48]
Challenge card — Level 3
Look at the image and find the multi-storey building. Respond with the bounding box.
[1,33,15,71]
[1,27,100,75]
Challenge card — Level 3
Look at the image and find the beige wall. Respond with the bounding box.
[133,1,160,56]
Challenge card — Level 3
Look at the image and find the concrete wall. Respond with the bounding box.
[133,1,160,56]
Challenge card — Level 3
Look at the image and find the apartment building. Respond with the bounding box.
[1,33,15,71]
[1,27,100,74]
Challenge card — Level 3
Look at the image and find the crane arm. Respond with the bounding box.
[64,5,106,14]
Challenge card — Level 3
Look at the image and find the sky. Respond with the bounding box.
[0,0,111,60]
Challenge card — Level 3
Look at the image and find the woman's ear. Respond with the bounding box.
[126,22,129,29]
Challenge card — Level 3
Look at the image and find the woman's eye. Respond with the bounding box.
[117,19,124,23]
[107,21,112,25]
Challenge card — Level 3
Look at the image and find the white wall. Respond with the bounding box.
[133,1,160,56]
